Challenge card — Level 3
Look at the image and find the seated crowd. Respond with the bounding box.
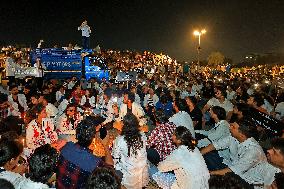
[0,72,283,189]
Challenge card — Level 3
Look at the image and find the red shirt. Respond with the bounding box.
[147,122,177,160]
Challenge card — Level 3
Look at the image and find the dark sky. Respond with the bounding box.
[1,0,284,62]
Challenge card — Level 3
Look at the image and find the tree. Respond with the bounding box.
[207,52,225,67]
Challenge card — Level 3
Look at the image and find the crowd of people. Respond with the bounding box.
[0,45,284,189]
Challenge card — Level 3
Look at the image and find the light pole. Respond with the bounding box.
[193,29,206,65]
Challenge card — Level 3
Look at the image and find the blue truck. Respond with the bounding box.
[30,48,109,80]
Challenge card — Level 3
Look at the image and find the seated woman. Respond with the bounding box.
[196,106,230,148]
[151,126,210,189]
[112,113,149,189]
[26,103,58,151]
[56,103,82,140]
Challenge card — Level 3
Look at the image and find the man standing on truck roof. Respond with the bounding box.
[78,20,92,49]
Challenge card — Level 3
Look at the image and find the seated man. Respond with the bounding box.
[147,109,176,165]
[87,167,121,189]
[201,119,279,187]
[267,138,284,189]
[117,91,147,128]
[168,98,195,138]
[56,116,113,189]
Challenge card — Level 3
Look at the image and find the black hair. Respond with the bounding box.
[42,86,50,93]
[0,140,22,167]
[24,85,32,90]
[186,96,198,106]
[28,144,58,184]
[86,88,97,98]
[0,131,19,142]
[64,89,73,100]
[121,113,143,156]
[154,109,169,124]
[30,92,40,99]
[211,106,226,120]
[87,167,121,189]
[0,179,15,189]
[40,94,52,103]
[251,93,264,107]
[234,103,250,115]
[0,116,23,136]
[215,86,227,98]
[104,88,112,99]
[76,118,97,148]
[174,98,188,112]
[270,138,284,156]
[174,126,197,151]
[127,92,135,103]
[33,103,45,115]
[238,118,259,140]
[64,103,77,114]
[72,82,80,91]
[209,173,253,189]
[9,85,18,91]
[0,93,8,104]
[159,94,169,104]
[274,172,284,189]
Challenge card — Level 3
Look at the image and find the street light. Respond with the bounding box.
[193,29,206,65]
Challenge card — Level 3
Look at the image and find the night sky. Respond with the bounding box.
[1,0,284,62]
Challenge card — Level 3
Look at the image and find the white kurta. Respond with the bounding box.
[206,97,233,114]
[169,111,195,138]
[80,95,96,108]
[8,94,28,111]
[0,168,51,189]
[112,133,149,189]
[26,119,58,151]
[157,146,210,189]
[275,102,284,120]
[118,102,147,126]
[196,120,230,148]
[213,137,279,186]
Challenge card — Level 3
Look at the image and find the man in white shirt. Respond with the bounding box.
[117,91,147,126]
[38,94,58,119]
[169,98,195,138]
[201,119,279,187]
[202,86,233,120]
[8,85,28,116]
[78,20,91,49]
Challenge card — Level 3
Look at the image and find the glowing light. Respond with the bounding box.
[193,31,200,36]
